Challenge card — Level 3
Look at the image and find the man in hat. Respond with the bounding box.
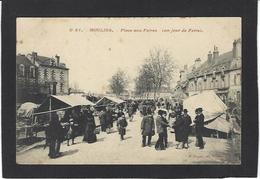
[155,109,169,150]
[194,108,205,149]
[182,109,192,149]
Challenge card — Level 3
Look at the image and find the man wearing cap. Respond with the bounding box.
[194,108,205,149]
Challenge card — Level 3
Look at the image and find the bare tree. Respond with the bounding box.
[109,69,128,96]
[135,48,177,99]
[135,64,154,98]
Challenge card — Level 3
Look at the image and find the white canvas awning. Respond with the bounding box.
[36,95,94,114]
[17,102,39,118]
[183,90,231,133]
[95,96,125,106]
[205,114,231,133]
[52,95,94,106]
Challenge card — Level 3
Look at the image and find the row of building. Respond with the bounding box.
[16,52,69,104]
[173,38,241,104]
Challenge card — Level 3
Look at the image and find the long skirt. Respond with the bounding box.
[83,126,97,143]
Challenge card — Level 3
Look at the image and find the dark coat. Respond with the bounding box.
[194,113,205,136]
[128,106,134,116]
[141,115,155,136]
[99,111,106,125]
[194,113,205,127]
[83,111,97,143]
[182,114,192,141]
[117,117,128,135]
[156,115,169,134]
[47,113,64,141]
[173,114,185,142]
[105,110,114,127]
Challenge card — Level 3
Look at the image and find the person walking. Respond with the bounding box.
[47,112,64,159]
[99,108,106,132]
[128,104,134,122]
[194,108,205,149]
[82,107,97,143]
[141,108,155,147]
[117,114,128,140]
[155,109,169,150]
[105,106,114,134]
[182,109,192,149]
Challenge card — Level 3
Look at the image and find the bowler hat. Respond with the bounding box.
[196,107,203,112]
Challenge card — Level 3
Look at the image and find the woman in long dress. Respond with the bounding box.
[173,111,185,149]
[82,107,97,143]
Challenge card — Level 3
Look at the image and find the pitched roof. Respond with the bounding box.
[36,55,51,66]
[16,55,37,67]
[187,51,233,79]
[26,53,68,70]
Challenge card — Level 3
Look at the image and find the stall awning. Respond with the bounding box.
[52,95,94,106]
[183,90,231,133]
[36,95,94,114]
[95,96,125,106]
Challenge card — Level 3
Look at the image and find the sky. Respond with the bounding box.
[17,17,241,93]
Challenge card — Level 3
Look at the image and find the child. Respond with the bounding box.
[117,114,128,140]
[65,118,76,146]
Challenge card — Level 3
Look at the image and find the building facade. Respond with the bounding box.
[16,54,39,104]
[175,38,241,104]
[27,52,69,96]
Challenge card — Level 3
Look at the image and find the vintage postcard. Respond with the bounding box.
[15,17,241,165]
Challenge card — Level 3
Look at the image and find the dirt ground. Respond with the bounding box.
[16,112,241,165]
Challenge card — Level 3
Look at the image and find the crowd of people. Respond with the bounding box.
[46,98,205,159]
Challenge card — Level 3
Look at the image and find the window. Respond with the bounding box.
[51,70,56,81]
[60,83,64,93]
[234,75,237,85]
[237,91,241,103]
[60,71,64,81]
[237,74,241,85]
[44,69,48,80]
[19,64,25,76]
[30,66,35,78]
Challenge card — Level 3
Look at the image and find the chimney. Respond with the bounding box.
[213,46,219,59]
[194,58,201,69]
[55,55,60,66]
[208,51,213,63]
[233,38,241,59]
[31,52,37,64]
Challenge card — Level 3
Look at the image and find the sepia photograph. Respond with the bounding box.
[15,17,242,165]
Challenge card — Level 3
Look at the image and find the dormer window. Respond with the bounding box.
[30,66,35,78]
[51,59,56,66]
[203,73,207,81]
[221,66,225,79]
[194,77,197,83]
[19,64,25,76]
[212,71,216,79]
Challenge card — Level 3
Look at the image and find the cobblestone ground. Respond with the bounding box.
[16,112,241,165]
